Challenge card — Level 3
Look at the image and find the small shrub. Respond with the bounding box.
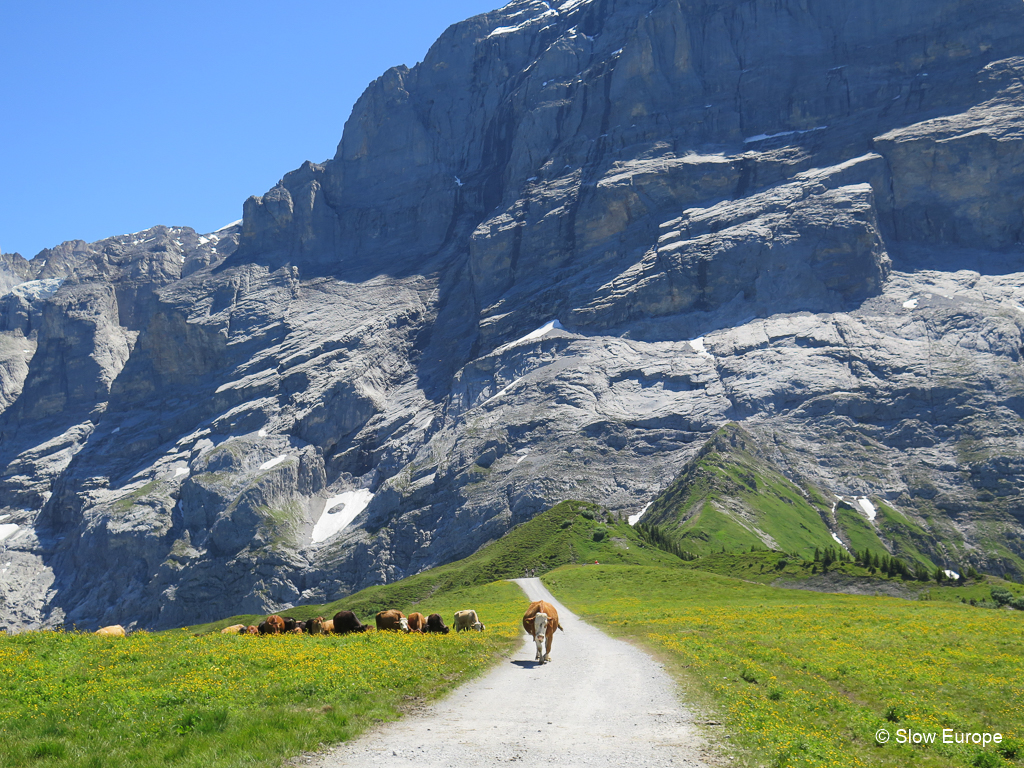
[997,738,1021,759]
[767,688,784,701]
[991,587,1012,606]
[593,527,607,542]
[884,704,907,723]
[560,520,573,529]
[740,668,759,684]
[580,509,595,520]
[972,751,1002,768]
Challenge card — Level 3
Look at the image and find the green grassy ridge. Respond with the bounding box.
[644,424,849,559]
[680,549,1024,603]
[543,564,1024,768]
[641,423,991,578]
[193,499,682,634]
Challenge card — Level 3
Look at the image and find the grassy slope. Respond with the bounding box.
[545,564,1024,768]
[641,423,989,578]
[644,424,846,559]
[0,580,525,768]
[192,499,682,634]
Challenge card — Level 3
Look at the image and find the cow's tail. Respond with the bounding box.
[557,623,564,632]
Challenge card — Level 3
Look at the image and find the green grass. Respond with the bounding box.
[835,502,890,559]
[544,564,1024,768]
[874,501,940,570]
[644,424,857,559]
[192,499,683,634]
[0,580,525,768]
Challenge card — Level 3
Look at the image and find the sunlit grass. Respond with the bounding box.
[0,580,524,768]
[545,565,1024,768]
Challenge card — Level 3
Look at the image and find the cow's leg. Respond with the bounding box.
[544,629,554,662]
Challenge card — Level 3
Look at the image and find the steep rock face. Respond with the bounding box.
[3,0,1024,630]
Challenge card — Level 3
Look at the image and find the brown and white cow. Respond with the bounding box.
[522,600,561,663]
[407,612,426,633]
[375,610,410,632]
[454,609,485,632]
[94,625,126,637]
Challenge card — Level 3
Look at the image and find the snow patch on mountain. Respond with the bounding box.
[312,490,374,543]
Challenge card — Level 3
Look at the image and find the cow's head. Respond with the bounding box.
[473,622,485,631]
[534,612,548,638]
[399,617,410,632]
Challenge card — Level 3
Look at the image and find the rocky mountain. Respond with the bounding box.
[3,0,1024,631]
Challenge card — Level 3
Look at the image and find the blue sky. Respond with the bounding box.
[0,1,500,259]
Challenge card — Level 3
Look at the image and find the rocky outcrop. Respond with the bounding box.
[2,0,1024,631]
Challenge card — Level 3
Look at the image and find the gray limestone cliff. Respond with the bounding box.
[3,0,1024,630]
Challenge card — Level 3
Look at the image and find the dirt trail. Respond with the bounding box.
[298,578,714,767]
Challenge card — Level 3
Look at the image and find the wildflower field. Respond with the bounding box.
[0,580,524,768]
[545,565,1024,768]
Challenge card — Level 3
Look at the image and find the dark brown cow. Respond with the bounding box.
[281,616,300,632]
[307,617,327,635]
[407,612,426,633]
[523,600,562,664]
[331,611,367,634]
[259,615,286,635]
[375,609,410,632]
[245,625,259,635]
[425,613,450,634]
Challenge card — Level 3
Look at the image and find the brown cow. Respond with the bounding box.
[375,609,410,632]
[94,625,126,637]
[258,615,286,635]
[221,624,246,634]
[523,600,562,664]
[245,625,259,635]
[407,612,426,633]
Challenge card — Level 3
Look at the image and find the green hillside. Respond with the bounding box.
[643,423,853,559]
[194,499,682,633]
[639,423,980,581]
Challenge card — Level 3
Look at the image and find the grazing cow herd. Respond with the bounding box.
[205,609,458,637]
[94,596,566,666]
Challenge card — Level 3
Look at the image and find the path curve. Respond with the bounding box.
[298,578,713,767]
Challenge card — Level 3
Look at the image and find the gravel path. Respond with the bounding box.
[296,578,716,767]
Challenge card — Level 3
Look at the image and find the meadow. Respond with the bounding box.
[545,565,1024,768]
[0,580,524,768]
